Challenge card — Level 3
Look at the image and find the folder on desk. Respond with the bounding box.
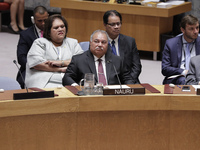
[164,84,196,94]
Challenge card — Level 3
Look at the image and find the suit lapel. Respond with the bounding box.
[33,25,39,39]
[195,37,200,55]
[177,36,182,67]
[86,51,98,83]
[118,34,125,60]
[105,52,112,84]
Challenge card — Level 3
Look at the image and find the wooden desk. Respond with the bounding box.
[50,0,191,60]
[1,86,200,150]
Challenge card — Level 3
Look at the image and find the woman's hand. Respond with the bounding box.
[47,59,71,67]
[46,60,62,67]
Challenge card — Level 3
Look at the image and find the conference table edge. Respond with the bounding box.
[1,91,200,118]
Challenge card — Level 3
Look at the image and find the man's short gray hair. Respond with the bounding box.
[90,30,109,42]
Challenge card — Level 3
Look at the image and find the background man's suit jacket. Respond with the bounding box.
[186,55,200,85]
[62,49,134,86]
[162,35,200,84]
[118,34,142,84]
[17,25,38,88]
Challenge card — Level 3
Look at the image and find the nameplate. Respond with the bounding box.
[13,91,55,100]
[103,88,145,95]
[196,88,200,95]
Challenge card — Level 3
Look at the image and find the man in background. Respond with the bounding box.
[103,10,142,84]
[162,14,200,85]
[16,6,49,88]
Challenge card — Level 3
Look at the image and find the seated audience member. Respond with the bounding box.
[186,55,200,85]
[162,14,200,85]
[3,0,25,33]
[103,10,142,84]
[17,6,49,88]
[62,30,134,86]
[25,14,83,88]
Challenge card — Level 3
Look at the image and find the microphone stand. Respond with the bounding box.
[12,60,55,100]
[13,60,28,92]
[113,64,122,89]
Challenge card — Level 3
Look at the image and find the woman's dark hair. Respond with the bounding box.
[103,10,122,25]
[43,14,68,41]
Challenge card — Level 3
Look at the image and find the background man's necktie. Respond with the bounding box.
[185,43,191,70]
[98,59,107,85]
[40,30,43,37]
[111,40,117,55]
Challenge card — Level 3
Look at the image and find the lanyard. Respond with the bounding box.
[183,42,195,58]
[56,46,62,60]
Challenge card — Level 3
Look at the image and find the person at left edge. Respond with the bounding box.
[3,0,26,33]
[25,14,83,88]
[16,6,49,88]
[62,29,134,86]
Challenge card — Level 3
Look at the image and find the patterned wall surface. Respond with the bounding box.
[186,0,200,22]
[25,0,61,12]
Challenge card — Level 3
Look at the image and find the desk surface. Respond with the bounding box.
[50,0,191,17]
[0,85,200,118]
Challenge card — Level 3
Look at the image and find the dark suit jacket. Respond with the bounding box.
[186,55,200,85]
[16,25,38,88]
[162,35,200,84]
[62,49,134,86]
[117,34,142,84]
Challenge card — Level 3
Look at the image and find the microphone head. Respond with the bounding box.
[13,60,17,64]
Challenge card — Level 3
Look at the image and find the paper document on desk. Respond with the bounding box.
[157,2,172,8]
[192,85,200,91]
[104,85,130,89]
[167,74,183,79]
[142,0,159,2]
[166,1,185,6]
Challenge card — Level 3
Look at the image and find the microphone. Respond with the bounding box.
[103,60,145,95]
[13,60,28,92]
[12,60,54,100]
[108,60,122,89]
[112,63,122,89]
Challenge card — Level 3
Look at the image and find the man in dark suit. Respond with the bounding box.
[16,6,49,88]
[62,30,133,86]
[162,15,200,85]
[103,10,142,84]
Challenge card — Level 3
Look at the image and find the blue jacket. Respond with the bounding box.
[162,35,200,84]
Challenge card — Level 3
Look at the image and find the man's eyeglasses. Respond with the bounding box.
[107,22,121,27]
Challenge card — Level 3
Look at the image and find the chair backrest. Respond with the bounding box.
[0,2,10,11]
[0,76,21,90]
[79,41,89,51]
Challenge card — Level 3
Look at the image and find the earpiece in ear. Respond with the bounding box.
[31,16,35,24]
